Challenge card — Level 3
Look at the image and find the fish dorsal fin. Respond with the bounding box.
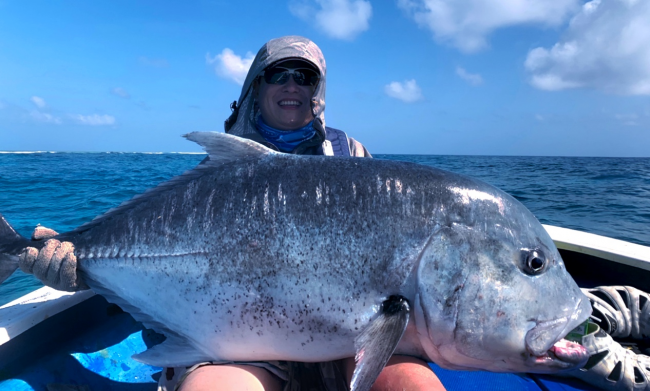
[183,132,277,165]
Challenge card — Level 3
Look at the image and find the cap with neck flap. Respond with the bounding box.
[225,36,327,142]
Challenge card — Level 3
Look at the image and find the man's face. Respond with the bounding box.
[256,62,317,131]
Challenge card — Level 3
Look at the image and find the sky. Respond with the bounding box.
[0,0,649,156]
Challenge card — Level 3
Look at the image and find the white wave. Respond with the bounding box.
[0,151,52,154]
[0,151,207,154]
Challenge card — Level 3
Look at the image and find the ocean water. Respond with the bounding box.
[1,152,649,306]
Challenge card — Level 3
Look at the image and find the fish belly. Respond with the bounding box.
[82,253,383,362]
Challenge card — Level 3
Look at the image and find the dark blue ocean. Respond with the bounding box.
[1,153,649,306]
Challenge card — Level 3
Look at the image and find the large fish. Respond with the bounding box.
[0,132,591,390]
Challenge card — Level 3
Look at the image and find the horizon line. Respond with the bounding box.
[0,151,649,158]
[0,151,208,155]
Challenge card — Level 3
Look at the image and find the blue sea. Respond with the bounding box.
[1,152,649,306]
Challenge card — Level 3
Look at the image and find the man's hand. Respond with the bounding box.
[18,226,89,292]
[31,225,59,240]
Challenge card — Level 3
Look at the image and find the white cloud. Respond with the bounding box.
[535,114,544,121]
[30,96,46,109]
[111,87,130,99]
[384,79,424,102]
[455,66,483,85]
[289,0,372,40]
[525,0,650,95]
[206,48,255,85]
[30,111,61,124]
[398,0,578,53]
[70,114,116,126]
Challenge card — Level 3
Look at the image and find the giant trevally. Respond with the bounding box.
[0,132,591,391]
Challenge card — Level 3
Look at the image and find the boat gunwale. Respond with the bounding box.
[542,224,650,272]
[0,287,95,346]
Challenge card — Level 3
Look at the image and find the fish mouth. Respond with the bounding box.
[525,338,589,370]
[524,298,591,370]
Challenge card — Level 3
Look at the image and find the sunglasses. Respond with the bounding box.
[261,66,320,87]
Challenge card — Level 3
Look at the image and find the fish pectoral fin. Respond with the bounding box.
[132,336,213,368]
[350,295,410,391]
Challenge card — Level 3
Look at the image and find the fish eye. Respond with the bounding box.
[522,249,548,275]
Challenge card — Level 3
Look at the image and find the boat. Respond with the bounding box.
[1,225,649,391]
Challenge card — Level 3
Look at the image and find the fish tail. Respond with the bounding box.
[0,213,29,284]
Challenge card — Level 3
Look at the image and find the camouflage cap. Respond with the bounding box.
[225,36,327,138]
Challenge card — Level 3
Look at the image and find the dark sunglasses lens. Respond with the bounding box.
[265,68,289,84]
[299,69,319,86]
[264,68,319,86]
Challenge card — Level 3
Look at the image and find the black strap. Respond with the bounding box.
[224,100,239,133]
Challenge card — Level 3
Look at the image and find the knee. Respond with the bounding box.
[373,355,446,391]
[342,355,446,391]
[177,364,282,391]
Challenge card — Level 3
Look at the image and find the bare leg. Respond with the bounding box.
[344,355,446,391]
[177,364,283,391]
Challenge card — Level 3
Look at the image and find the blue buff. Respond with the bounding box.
[256,116,316,152]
